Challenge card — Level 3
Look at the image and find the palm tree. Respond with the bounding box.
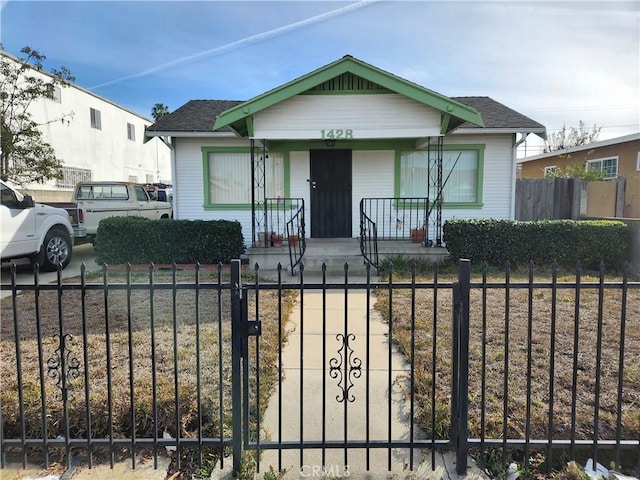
[151,103,170,121]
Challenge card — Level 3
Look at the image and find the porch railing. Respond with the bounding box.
[359,197,431,243]
[258,198,305,245]
[359,202,379,272]
[286,200,306,275]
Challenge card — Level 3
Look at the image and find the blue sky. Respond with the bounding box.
[1,0,638,155]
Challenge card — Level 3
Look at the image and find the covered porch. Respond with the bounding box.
[245,191,449,275]
[208,56,486,274]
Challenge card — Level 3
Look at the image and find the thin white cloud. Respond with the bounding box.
[89,0,377,90]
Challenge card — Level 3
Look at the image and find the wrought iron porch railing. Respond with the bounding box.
[259,198,305,246]
[359,197,430,243]
[285,200,306,275]
[359,202,379,272]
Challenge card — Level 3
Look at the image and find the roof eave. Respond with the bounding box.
[453,127,547,140]
[213,56,485,133]
[144,130,238,143]
[146,130,238,138]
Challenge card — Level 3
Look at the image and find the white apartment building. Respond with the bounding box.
[1,51,171,202]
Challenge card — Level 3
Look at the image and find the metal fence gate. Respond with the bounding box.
[230,260,471,476]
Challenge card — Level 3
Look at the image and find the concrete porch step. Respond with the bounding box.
[247,239,449,276]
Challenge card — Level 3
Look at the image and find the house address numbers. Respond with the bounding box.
[320,129,353,139]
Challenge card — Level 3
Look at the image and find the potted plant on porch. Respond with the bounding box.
[410,227,426,244]
[270,232,284,247]
[288,234,299,247]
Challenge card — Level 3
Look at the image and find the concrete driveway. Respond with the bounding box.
[0,243,101,299]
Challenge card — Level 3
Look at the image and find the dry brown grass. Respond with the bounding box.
[0,266,297,475]
[375,267,640,476]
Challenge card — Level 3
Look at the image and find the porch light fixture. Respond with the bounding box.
[325,139,336,147]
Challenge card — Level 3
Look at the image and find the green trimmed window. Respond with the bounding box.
[399,146,483,205]
[205,149,284,206]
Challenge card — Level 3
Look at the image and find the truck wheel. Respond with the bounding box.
[34,228,73,271]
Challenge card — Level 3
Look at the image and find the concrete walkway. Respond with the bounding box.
[258,287,489,480]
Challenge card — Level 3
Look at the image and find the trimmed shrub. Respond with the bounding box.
[94,217,245,264]
[443,219,629,269]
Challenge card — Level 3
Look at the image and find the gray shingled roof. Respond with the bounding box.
[453,96,545,130]
[147,96,544,134]
[147,100,242,133]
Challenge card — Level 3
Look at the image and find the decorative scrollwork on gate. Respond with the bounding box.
[329,333,362,403]
[47,333,81,401]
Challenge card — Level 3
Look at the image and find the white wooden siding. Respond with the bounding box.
[442,134,515,221]
[174,133,516,243]
[352,150,395,236]
[174,138,254,244]
[289,151,311,237]
[253,94,442,139]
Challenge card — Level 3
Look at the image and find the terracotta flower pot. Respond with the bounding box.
[288,235,299,246]
[411,229,425,244]
[270,234,283,247]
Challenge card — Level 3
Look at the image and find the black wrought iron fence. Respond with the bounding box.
[1,260,638,478]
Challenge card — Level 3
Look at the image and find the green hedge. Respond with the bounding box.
[94,217,245,265]
[443,219,629,269]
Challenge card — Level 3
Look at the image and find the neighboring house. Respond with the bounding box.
[518,133,640,218]
[1,51,171,202]
[146,55,546,264]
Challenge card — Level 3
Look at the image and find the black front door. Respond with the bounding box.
[310,149,352,238]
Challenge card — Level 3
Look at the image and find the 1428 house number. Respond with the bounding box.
[321,129,353,139]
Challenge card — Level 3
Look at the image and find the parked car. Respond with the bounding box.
[1,180,75,271]
[47,181,172,244]
[143,183,173,203]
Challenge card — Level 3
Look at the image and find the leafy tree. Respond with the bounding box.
[151,103,170,121]
[544,151,607,181]
[1,46,75,185]
[544,120,602,152]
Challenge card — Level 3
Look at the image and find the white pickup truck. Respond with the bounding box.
[48,182,173,242]
[1,180,75,271]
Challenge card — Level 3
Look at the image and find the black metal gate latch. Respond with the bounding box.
[244,320,261,337]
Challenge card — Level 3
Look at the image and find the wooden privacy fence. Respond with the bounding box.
[515,178,583,220]
[515,178,627,221]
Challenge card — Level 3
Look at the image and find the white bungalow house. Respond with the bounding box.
[146,55,546,272]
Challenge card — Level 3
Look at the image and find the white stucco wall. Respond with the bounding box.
[3,54,171,199]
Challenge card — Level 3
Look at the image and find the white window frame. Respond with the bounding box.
[586,156,618,179]
[90,108,102,130]
[544,165,557,177]
[127,122,135,141]
[636,152,640,171]
[128,175,138,183]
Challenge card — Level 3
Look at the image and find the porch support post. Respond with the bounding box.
[251,139,256,247]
